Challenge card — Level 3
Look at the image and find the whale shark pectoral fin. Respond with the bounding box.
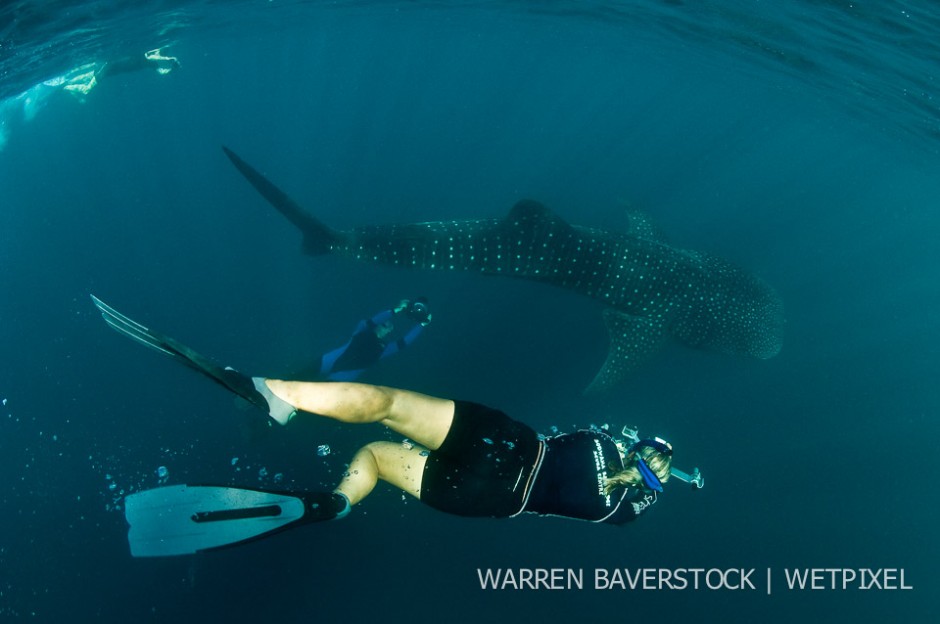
[584,309,668,394]
[221,146,342,255]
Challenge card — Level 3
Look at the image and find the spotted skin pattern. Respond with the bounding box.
[330,200,783,391]
[224,149,784,392]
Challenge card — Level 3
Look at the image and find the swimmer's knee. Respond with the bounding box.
[359,441,421,481]
[357,440,398,463]
[350,441,397,467]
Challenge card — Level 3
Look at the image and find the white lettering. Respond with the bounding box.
[593,568,757,590]
[785,568,810,589]
[783,568,913,590]
[476,568,583,590]
[483,567,911,592]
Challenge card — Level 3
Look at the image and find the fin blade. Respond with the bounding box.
[90,295,266,410]
[91,294,179,359]
[585,310,667,393]
[125,485,306,557]
[221,146,340,255]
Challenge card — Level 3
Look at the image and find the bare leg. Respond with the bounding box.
[265,380,455,451]
[335,441,430,505]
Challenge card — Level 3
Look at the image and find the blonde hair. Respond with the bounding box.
[604,444,672,495]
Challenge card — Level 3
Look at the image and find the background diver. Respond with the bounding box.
[313,297,431,381]
[91,295,682,557]
[62,48,181,97]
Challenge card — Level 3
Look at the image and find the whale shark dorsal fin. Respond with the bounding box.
[506,199,570,225]
[625,210,667,242]
[585,309,668,393]
[504,199,578,237]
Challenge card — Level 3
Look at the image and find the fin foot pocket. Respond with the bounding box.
[248,374,297,425]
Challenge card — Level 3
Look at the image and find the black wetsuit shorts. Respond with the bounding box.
[420,401,542,517]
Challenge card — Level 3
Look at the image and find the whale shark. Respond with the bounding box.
[222,147,784,392]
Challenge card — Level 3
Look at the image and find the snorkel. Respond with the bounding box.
[619,425,704,490]
[630,438,673,492]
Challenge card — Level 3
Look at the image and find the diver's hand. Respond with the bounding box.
[394,299,410,314]
[420,313,433,327]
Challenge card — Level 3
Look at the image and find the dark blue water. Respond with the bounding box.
[0,1,937,622]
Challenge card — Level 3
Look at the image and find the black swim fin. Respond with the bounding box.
[89,294,272,415]
[124,485,349,556]
[221,145,342,255]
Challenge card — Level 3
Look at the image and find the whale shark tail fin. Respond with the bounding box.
[222,146,341,255]
[585,309,668,393]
